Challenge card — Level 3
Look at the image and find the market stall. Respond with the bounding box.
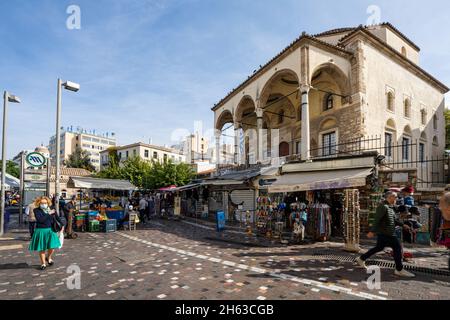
[68,177,137,232]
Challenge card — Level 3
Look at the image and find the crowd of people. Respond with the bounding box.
[19,189,450,273]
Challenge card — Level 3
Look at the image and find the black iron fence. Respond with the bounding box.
[308,135,449,189]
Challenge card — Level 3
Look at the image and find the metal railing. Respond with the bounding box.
[308,135,449,189]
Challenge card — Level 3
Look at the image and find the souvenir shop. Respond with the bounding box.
[254,165,375,247]
[255,190,350,242]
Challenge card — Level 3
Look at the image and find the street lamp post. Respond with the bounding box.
[55,79,79,217]
[0,91,21,237]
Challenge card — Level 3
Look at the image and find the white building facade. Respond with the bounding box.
[48,128,117,171]
[212,23,448,188]
[100,142,186,170]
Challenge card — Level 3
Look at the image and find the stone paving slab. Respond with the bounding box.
[0,218,448,300]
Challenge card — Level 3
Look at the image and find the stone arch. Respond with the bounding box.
[234,95,256,125]
[310,62,351,98]
[215,109,234,130]
[432,136,438,146]
[420,131,427,141]
[319,116,338,132]
[386,118,396,130]
[259,68,300,109]
[403,125,412,136]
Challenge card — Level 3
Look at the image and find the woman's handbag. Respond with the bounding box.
[51,215,63,233]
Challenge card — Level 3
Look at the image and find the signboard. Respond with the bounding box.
[392,173,409,183]
[25,152,46,168]
[24,182,47,191]
[24,174,47,182]
[216,211,226,232]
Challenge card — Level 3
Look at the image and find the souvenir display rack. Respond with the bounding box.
[343,189,361,252]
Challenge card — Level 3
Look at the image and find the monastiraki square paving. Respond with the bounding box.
[1,216,449,301]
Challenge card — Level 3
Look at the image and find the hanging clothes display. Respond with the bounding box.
[307,204,331,241]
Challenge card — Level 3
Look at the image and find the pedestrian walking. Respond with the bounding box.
[63,196,77,238]
[28,196,63,271]
[139,196,148,223]
[355,191,415,278]
[438,192,450,271]
[25,199,37,238]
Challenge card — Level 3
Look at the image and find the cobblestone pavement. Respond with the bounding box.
[0,217,449,300]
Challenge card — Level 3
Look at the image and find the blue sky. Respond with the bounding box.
[1,0,449,158]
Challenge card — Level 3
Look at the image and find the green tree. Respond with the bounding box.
[65,146,95,172]
[445,108,450,150]
[0,160,20,178]
[146,159,194,190]
[96,152,194,190]
[96,147,123,179]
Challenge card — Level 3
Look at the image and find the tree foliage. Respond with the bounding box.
[65,146,96,172]
[96,151,194,190]
[0,160,20,178]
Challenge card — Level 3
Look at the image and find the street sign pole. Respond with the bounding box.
[19,151,25,224]
[46,157,51,197]
[0,92,8,236]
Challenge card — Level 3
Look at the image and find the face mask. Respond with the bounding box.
[40,204,49,210]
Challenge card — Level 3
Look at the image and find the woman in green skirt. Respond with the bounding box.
[29,196,63,270]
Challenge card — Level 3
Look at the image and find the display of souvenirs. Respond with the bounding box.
[343,189,361,252]
[290,202,307,243]
[307,203,332,241]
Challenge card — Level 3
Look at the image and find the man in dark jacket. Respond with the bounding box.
[356,191,415,278]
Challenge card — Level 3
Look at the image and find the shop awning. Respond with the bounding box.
[68,177,137,191]
[267,167,373,193]
[1,173,20,190]
[202,179,246,186]
[171,183,202,192]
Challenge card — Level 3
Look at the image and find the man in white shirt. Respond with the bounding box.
[139,197,148,223]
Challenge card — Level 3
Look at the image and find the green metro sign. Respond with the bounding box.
[25,152,47,168]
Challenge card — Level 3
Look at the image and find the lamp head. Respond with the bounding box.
[62,81,80,92]
[8,94,21,103]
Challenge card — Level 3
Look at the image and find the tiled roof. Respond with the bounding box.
[312,27,356,38]
[211,33,353,111]
[212,23,446,111]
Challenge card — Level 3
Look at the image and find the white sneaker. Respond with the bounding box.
[355,257,367,269]
[394,269,415,278]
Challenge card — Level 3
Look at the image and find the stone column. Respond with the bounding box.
[234,123,240,165]
[300,85,311,161]
[256,107,264,164]
[215,131,221,171]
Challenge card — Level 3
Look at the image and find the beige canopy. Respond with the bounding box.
[267,167,373,193]
[68,177,137,191]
